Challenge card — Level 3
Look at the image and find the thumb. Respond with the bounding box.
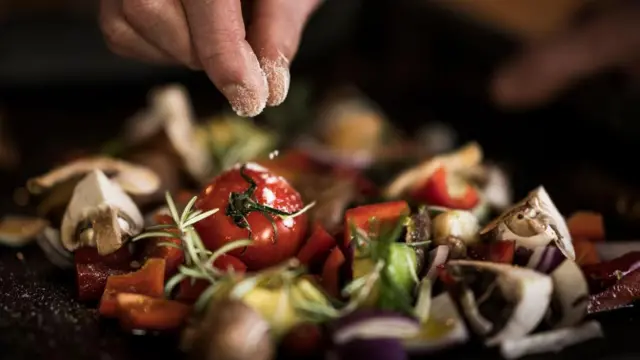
[491,4,640,109]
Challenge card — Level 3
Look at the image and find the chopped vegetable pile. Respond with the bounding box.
[5,84,640,360]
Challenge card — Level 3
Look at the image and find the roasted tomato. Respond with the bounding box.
[194,163,309,270]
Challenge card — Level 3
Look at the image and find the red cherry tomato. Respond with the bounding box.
[194,163,309,271]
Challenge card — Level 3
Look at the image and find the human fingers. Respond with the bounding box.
[99,0,175,64]
[121,0,200,69]
[182,0,268,117]
[247,0,321,106]
[492,4,640,109]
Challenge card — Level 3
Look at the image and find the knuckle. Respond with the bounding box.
[122,0,163,23]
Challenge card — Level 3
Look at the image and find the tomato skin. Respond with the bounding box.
[194,163,309,271]
[412,166,479,210]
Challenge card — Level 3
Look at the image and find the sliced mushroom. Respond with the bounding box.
[383,142,483,199]
[0,216,49,247]
[123,84,213,184]
[432,210,480,249]
[481,186,575,261]
[36,226,74,268]
[60,170,143,255]
[26,156,161,196]
[447,260,553,346]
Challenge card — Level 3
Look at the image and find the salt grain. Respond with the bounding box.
[225,83,267,118]
[261,52,290,107]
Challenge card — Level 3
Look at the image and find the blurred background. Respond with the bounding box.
[1,0,640,237]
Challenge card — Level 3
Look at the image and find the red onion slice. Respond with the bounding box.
[331,310,420,345]
[526,246,566,274]
[424,246,450,281]
[330,338,408,360]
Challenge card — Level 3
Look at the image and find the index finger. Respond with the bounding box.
[182,0,268,117]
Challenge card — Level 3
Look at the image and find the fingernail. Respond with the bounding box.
[223,83,267,117]
[260,52,290,107]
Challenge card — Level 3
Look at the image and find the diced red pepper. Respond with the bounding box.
[176,254,247,303]
[297,223,337,273]
[321,246,346,298]
[574,239,601,266]
[343,201,410,247]
[468,241,516,264]
[567,211,605,242]
[582,251,640,293]
[281,323,324,357]
[411,166,479,210]
[144,215,184,278]
[588,268,640,313]
[116,293,191,331]
[75,246,133,301]
[99,258,166,318]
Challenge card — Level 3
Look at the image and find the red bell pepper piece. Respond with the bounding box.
[411,166,479,210]
[321,246,346,298]
[567,211,605,241]
[574,239,601,266]
[176,254,247,303]
[99,258,166,318]
[116,293,191,331]
[144,215,184,278]
[297,223,337,273]
[75,246,133,301]
[468,241,516,264]
[343,200,410,247]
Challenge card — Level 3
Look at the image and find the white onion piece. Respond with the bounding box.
[432,210,480,246]
[414,278,432,323]
[499,321,603,359]
[404,293,469,354]
[447,260,553,346]
[424,246,450,281]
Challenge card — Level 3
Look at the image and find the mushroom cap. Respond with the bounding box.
[0,216,49,247]
[149,84,213,184]
[60,170,143,253]
[27,156,161,196]
[481,186,575,260]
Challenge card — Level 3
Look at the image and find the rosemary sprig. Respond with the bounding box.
[132,192,253,310]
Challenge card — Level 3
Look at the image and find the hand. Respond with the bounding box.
[491,2,640,109]
[99,0,321,117]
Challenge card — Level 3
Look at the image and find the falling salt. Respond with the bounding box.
[269,150,280,159]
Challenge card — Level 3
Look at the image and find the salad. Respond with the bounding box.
[1,84,637,360]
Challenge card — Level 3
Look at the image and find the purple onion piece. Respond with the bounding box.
[330,339,408,360]
[424,246,450,281]
[331,310,420,345]
[513,246,534,267]
[526,246,566,274]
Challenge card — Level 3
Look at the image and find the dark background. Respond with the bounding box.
[2,1,640,359]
